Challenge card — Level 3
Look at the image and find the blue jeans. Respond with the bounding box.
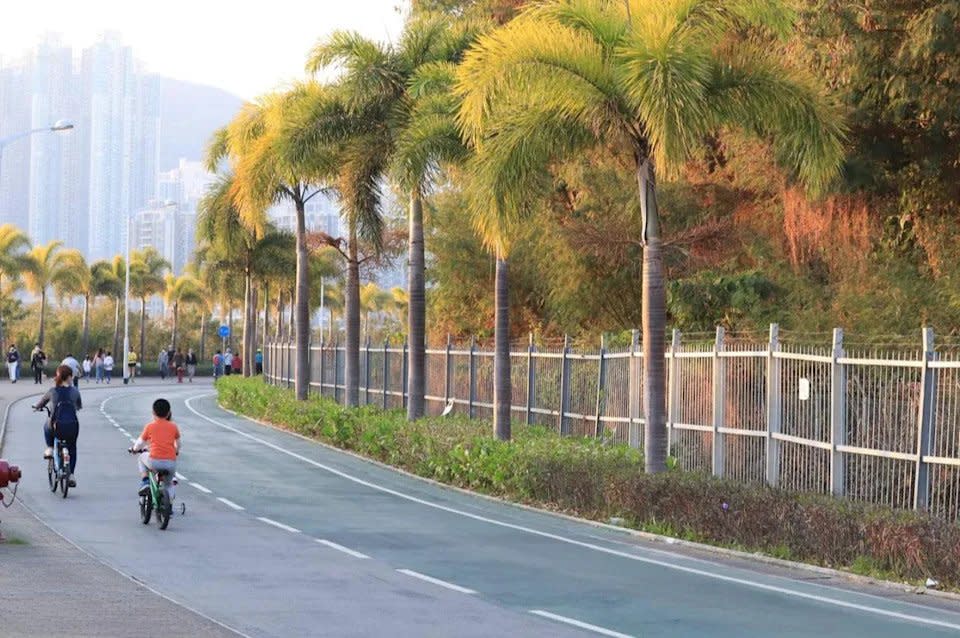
[96,365,103,383]
[44,423,78,474]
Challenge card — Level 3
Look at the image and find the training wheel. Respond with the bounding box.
[180,502,186,515]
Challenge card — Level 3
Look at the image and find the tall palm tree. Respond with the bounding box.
[55,250,92,354]
[88,260,123,356]
[359,282,393,338]
[457,0,845,460]
[0,224,35,352]
[307,15,478,419]
[208,86,339,399]
[108,255,126,357]
[23,240,74,348]
[164,273,203,350]
[129,247,170,361]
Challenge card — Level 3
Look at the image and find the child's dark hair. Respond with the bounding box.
[153,398,172,420]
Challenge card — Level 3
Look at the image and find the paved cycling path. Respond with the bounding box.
[6,385,960,637]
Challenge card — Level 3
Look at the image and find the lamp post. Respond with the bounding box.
[0,120,74,353]
[123,200,176,384]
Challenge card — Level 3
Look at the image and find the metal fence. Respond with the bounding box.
[263,325,960,522]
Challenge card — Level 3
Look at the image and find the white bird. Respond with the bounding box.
[441,398,455,417]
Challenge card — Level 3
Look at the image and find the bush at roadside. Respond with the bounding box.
[217,376,960,588]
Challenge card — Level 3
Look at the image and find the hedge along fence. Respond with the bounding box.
[218,376,960,588]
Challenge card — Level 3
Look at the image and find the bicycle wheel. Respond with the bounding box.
[48,458,57,492]
[157,489,172,530]
[140,492,153,524]
[60,451,70,498]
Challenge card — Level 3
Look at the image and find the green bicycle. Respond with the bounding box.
[128,448,184,530]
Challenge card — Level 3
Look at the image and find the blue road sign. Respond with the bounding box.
[219,325,230,339]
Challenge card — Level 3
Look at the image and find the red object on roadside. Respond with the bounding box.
[0,460,21,487]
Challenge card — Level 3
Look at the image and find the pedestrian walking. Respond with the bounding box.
[61,353,81,387]
[127,350,138,382]
[103,351,114,383]
[94,348,104,383]
[255,349,263,375]
[7,344,21,383]
[82,355,93,383]
[213,350,223,380]
[173,349,185,383]
[186,349,198,383]
[30,344,46,384]
[224,348,233,376]
[158,349,169,381]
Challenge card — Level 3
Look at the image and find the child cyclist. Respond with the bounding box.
[129,398,181,497]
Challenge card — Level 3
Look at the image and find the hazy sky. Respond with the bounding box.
[0,0,408,99]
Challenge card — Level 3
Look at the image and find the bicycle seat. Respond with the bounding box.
[156,470,171,479]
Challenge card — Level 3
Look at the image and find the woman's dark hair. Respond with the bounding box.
[153,398,172,420]
[55,365,73,386]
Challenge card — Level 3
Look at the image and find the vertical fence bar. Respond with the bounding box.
[712,326,726,477]
[829,328,846,497]
[287,339,293,390]
[594,335,607,438]
[525,333,535,425]
[318,337,325,398]
[402,339,409,409]
[364,337,372,406]
[307,339,313,395]
[628,329,641,449]
[444,335,452,407]
[765,324,782,487]
[382,338,389,409]
[468,337,477,419]
[667,329,681,454]
[558,335,571,435]
[333,336,341,404]
[914,327,936,511]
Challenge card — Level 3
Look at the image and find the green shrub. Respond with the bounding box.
[217,376,960,588]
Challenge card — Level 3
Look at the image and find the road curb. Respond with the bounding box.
[214,397,960,604]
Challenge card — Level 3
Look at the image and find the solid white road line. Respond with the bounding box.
[183,395,960,632]
[189,482,212,494]
[217,497,244,511]
[256,517,300,534]
[396,569,476,594]
[529,610,633,638]
[175,472,188,481]
[315,539,369,559]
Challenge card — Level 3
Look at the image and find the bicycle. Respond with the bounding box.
[35,406,70,498]
[128,448,184,530]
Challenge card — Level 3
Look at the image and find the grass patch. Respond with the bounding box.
[218,376,960,589]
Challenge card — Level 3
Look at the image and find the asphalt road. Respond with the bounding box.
[5,384,960,637]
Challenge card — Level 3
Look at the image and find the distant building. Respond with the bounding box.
[268,191,341,238]
[131,199,195,275]
[0,61,31,230]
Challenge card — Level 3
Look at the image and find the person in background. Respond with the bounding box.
[212,350,223,379]
[103,351,114,383]
[255,349,263,375]
[127,349,138,383]
[224,348,233,376]
[60,353,81,387]
[31,345,47,384]
[173,349,185,383]
[186,348,198,383]
[94,349,104,383]
[7,344,21,383]
[233,351,242,375]
[158,349,169,381]
[82,355,93,383]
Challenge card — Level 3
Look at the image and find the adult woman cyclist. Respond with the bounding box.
[33,365,82,487]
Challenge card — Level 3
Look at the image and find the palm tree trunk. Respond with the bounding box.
[493,251,511,441]
[242,265,253,378]
[345,222,361,407]
[139,298,147,362]
[113,297,121,357]
[81,293,91,356]
[38,289,48,348]
[228,306,234,350]
[275,290,283,340]
[294,197,310,400]
[638,158,667,474]
[263,282,270,349]
[200,310,207,362]
[407,191,426,420]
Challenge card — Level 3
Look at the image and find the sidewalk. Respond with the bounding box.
[0,379,236,638]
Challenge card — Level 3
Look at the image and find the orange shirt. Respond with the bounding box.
[140,418,180,460]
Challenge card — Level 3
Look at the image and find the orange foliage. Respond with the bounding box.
[782,189,874,271]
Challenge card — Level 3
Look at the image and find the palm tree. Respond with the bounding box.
[208,86,339,399]
[23,240,75,348]
[164,273,203,350]
[108,255,127,357]
[0,224,35,351]
[55,250,92,354]
[129,247,170,360]
[391,286,409,332]
[87,260,123,356]
[359,282,393,338]
[457,0,845,458]
[307,15,478,419]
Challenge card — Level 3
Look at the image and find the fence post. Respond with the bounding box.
[668,329,681,454]
[318,337,325,398]
[525,333,535,425]
[711,326,726,477]
[333,336,340,404]
[402,338,409,409]
[444,334,452,407]
[468,336,477,419]
[765,324,782,487]
[382,338,389,409]
[365,336,372,406]
[307,339,313,395]
[628,329,641,449]
[558,335,571,435]
[914,327,937,511]
[594,335,607,438]
[829,328,846,497]
[287,338,293,390]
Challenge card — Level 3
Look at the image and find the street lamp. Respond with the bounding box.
[0,119,75,199]
[123,199,177,384]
